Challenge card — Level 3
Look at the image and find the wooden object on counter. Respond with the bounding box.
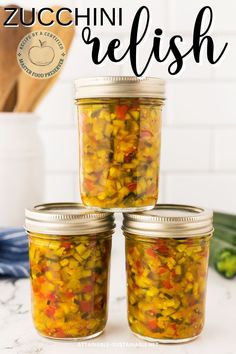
[14,6,75,112]
[2,81,17,112]
[0,5,32,112]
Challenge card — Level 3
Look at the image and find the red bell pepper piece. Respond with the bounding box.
[37,291,45,299]
[163,279,173,289]
[154,242,169,255]
[54,328,65,338]
[124,146,137,163]
[41,265,49,273]
[45,305,56,318]
[48,293,57,302]
[147,319,158,331]
[146,248,157,258]
[171,323,178,336]
[37,276,45,284]
[126,182,137,192]
[82,284,94,293]
[115,105,129,120]
[158,267,168,275]
[80,301,93,313]
[135,260,143,275]
[65,290,74,298]
[61,241,71,249]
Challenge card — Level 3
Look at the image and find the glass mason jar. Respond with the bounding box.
[123,204,213,343]
[75,77,165,212]
[25,203,115,340]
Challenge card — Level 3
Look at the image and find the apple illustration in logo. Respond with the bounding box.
[28,40,55,66]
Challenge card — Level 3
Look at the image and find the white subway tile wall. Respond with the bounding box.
[161,128,212,172]
[214,129,236,172]
[165,174,236,213]
[8,0,234,212]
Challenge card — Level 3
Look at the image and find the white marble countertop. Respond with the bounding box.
[0,226,236,354]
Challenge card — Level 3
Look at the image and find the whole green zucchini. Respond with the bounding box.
[210,237,236,279]
[214,212,236,231]
[210,212,236,279]
[213,223,236,246]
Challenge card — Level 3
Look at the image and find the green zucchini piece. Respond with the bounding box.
[216,249,236,279]
[210,237,236,279]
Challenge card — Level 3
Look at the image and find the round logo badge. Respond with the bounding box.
[17,30,66,79]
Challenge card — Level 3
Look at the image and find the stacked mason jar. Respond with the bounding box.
[25,77,213,343]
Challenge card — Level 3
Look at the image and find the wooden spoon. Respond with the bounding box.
[0,5,32,111]
[14,6,75,112]
[2,81,17,112]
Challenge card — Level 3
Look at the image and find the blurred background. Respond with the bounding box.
[1,0,235,213]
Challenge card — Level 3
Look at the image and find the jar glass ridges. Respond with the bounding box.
[123,204,214,343]
[75,77,165,212]
[25,203,115,340]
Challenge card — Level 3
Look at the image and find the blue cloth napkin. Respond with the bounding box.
[0,228,29,278]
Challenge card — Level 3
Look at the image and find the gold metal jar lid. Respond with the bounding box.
[25,203,115,236]
[123,204,213,238]
[75,76,165,99]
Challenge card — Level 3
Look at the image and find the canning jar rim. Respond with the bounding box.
[122,204,214,238]
[75,76,165,99]
[123,231,214,241]
[25,202,115,236]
